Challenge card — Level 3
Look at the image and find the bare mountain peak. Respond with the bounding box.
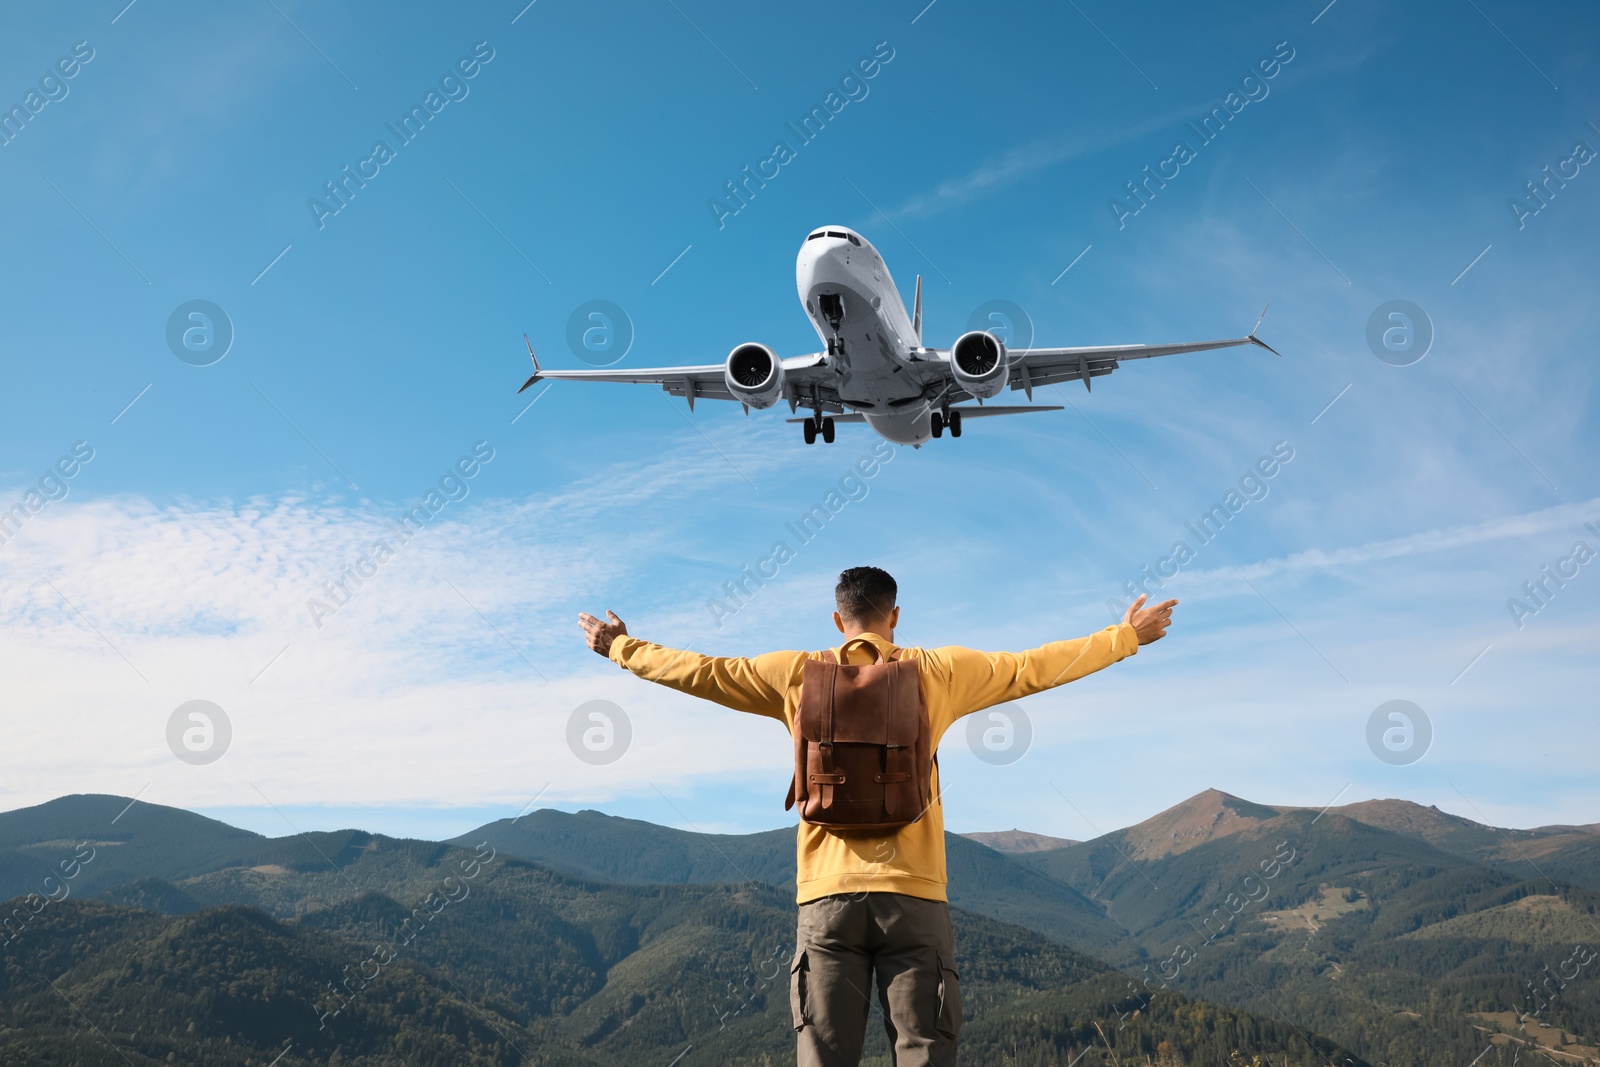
[1118,789,1284,861]
[1333,798,1473,826]
[960,829,1079,854]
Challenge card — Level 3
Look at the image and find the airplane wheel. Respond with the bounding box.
[950,410,963,438]
[930,412,944,438]
[821,417,835,444]
[803,418,817,445]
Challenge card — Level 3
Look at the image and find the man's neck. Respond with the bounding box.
[840,622,895,644]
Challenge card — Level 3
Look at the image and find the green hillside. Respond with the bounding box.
[460,806,1132,956]
[0,794,267,900]
[0,900,567,1066]
[455,807,797,885]
[1017,804,1600,1067]
[0,853,1360,1067]
[3,788,1595,1067]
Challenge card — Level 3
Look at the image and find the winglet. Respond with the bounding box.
[1247,302,1281,357]
[912,274,923,345]
[518,334,543,393]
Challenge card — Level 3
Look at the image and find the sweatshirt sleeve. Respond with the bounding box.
[607,635,798,722]
[925,623,1140,719]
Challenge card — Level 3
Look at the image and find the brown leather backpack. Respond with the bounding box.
[784,639,934,832]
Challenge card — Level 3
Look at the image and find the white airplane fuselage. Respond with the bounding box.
[796,227,933,444]
[524,224,1273,445]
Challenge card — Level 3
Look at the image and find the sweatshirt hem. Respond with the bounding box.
[795,874,948,906]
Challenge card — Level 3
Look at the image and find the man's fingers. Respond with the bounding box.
[606,610,622,624]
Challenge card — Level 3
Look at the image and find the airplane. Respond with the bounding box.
[518,225,1278,447]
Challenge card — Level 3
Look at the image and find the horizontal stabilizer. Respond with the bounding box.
[786,405,1064,424]
[942,404,1064,418]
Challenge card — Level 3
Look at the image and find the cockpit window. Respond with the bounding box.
[845,233,861,246]
[806,232,826,240]
[826,231,846,238]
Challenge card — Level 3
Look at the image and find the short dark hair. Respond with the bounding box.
[835,566,897,624]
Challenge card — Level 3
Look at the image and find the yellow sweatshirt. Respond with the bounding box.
[607,623,1140,904]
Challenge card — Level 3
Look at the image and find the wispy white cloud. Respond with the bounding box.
[875,109,1189,225]
[1179,496,1600,593]
[2,432,1596,834]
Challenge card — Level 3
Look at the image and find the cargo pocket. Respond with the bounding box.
[935,952,962,1039]
[789,947,809,1032]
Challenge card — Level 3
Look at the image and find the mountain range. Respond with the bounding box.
[1,788,1594,1066]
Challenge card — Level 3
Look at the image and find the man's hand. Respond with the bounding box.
[1122,593,1177,645]
[578,610,628,657]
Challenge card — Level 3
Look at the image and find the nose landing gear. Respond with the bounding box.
[818,293,844,333]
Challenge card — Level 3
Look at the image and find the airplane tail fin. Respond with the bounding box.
[912,275,923,345]
[518,333,543,393]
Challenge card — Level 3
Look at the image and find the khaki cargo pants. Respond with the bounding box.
[790,891,962,1066]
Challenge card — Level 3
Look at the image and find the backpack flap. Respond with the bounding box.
[789,647,929,830]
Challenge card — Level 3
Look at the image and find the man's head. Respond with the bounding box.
[833,566,900,639]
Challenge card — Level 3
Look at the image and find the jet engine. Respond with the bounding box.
[723,343,786,409]
[950,330,1009,399]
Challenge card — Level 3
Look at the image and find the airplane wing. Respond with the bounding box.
[918,315,1279,402]
[1005,331,1278,396]
[518,338,834,411]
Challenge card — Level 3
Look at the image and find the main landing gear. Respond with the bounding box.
[802,416,835,445]
[930,409,962,439]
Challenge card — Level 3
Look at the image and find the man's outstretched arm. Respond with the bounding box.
[578,610,793,720]
[931,594,1178,716]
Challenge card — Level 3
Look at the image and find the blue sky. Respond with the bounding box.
[1,0,1596,843]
